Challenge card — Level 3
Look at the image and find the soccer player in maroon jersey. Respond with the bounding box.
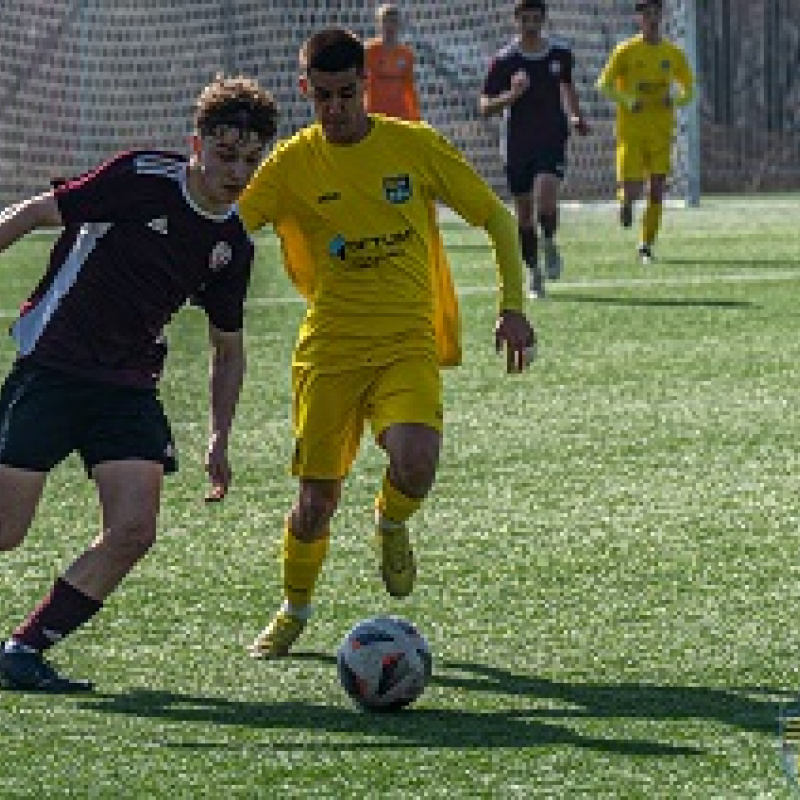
[480,0,589,298]
[0,76,277,691]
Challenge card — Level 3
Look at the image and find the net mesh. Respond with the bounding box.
[0,0,692,208]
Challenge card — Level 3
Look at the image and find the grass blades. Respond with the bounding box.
[0,196,798,798]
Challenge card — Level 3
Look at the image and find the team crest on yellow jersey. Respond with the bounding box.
[383,175,412,204]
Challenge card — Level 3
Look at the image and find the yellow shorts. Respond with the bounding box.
[617,133,672,182]
[291,356,443,479]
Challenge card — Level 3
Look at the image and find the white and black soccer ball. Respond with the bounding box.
[336,616,432,711]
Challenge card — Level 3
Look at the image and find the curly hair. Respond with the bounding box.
[194,75,278,142]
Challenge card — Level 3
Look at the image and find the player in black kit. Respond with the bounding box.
[480,0,589,298]
[0,76,276,691]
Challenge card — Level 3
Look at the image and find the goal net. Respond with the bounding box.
[0,1,695,210]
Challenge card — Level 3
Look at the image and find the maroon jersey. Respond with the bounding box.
[11,151,254,387]
[482,37,574,163]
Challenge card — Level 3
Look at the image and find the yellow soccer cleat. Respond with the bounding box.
[248,610,307,659]
[377,524,416,599]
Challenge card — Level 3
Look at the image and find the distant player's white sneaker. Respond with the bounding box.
[543,239,562,280]
[638,244,654,265]
[528,266,545,299]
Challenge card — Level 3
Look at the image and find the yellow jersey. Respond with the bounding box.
[597,34,693,139]
[237,116,500,370]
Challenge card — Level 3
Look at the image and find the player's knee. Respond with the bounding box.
[100,516,158,560]
[292,486,340,539]
[391,444,439,497]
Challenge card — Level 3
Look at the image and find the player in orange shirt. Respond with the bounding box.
[365,4,421,121]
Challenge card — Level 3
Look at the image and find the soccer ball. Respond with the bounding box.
[336,616,432,711]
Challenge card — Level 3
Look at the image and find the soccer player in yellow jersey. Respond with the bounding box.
[237,27,535,658]
[365,4,421,121]
[596,0,694,263]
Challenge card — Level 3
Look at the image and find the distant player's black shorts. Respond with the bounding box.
[0,361,177,475]
[505,144,568,195]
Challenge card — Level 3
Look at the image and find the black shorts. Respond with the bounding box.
[0,361,177,475]
[505,144,568,196]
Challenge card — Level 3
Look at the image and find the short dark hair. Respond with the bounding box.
[300,27,365,74]
[195,75,278,142]
[514,0,546,15]
[635,0,662,9]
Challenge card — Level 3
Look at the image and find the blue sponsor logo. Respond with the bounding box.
[328,234,347,259]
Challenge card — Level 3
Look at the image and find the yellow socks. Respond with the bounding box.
[376,472,422,527]
[282,524,329,613]
[641,201,663,246]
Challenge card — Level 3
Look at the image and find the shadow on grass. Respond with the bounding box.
[436,660,787,737]
[69,652,792,755]
[76,687,700,755]
[550,294,755,309]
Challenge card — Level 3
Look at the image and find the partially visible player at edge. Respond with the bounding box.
[364,3,421,121]
[237,27,535,658]
[0,77,277,692]
[596,0,694,264]
[480,0,589,299]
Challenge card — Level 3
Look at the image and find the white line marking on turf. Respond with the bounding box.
[240,270,800,306]
[2,270,798,319]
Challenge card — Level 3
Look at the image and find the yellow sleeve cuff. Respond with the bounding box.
[674,82,695,107]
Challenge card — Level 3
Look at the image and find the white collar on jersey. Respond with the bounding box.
[180,164,237,222]
[514,36,553,61]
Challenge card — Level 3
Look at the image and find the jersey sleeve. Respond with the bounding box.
[482,56,509,98]
[55,151,181,224]
[193,242,254,332]
[672,46,695,99]
[596,42,625,90]
[419,124,499,226]
[236,142,287,234]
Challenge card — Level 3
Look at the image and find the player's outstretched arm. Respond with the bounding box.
[0,191,62,255]
[205,324,246,502]
[483,201,536,373]
[560,81,590,135]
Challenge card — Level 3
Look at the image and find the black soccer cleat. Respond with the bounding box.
[0,648,94,693]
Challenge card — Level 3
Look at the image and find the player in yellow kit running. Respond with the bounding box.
[237,27,535,658]
[596,0,694,263]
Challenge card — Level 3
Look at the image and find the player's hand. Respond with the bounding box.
[204,432,232,502]
[571,115,590,135]
[495,309,536,374]
[509,70,530,102]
